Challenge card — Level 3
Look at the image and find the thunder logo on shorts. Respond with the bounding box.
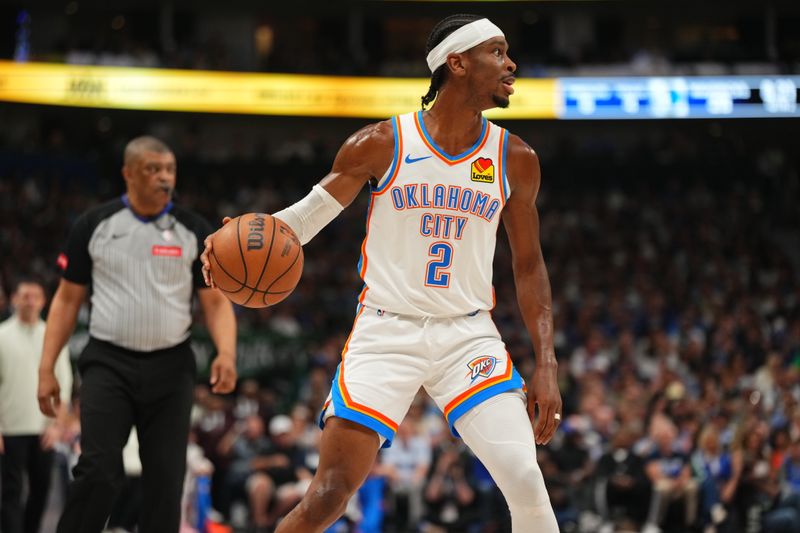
[467,355,498,382]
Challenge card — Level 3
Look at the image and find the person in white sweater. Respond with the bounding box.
[0,279,72,533]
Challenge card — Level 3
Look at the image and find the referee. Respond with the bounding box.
[37,136,237,533]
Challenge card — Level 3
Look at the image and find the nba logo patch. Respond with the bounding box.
[467,355,498,382]
[470,158,494,183]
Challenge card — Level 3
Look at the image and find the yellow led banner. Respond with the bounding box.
[0,60,557,119]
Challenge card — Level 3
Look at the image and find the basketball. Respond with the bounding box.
[208,213,304,308]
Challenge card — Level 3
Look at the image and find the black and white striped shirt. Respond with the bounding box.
[58,197,212,352]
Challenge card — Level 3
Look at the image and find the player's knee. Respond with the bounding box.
[502,460,549,510]
[304,471,359,520]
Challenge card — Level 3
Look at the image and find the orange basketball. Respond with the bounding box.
[208,213,303,308]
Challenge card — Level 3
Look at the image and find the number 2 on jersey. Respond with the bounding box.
[425,242,453,288]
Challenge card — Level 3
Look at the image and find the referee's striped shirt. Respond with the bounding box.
[58,196,213,352]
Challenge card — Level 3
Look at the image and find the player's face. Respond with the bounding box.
[466,37,516,110]
[124,150,177,207]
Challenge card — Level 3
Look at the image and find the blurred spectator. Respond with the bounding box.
[782,439,800,496]
[644,416,698,530]
[755,353,784,413]
[555,421,594,494]
[289,403,321,455]
[219,414,274,529]
[595,425,650,530]
[762,438,800,532]
[218,413,313,530]
[569,327,612,380]
[261,414,314,523]
[181,429,215,533]
[420,436,479,532]
[381,419,431,531]
[0,279,72,533]
[540,448,580,532]
[732,421,776,529]
[232,379,272,421]
[192,389,235,512]
[770,428,792,475]
[691,424,741,531]
[8,4,800,76]
[355,463,386,533]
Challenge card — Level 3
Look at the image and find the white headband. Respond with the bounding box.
[426,18,505,73]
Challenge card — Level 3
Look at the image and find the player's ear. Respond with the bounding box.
[446,53,467,78]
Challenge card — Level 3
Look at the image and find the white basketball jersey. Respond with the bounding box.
[357,111,510,317]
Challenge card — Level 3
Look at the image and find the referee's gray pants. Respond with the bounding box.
[57,337,196,533]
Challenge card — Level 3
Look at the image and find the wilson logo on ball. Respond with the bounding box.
[246,213,266,251]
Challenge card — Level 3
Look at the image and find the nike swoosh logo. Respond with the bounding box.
[404,154,432,164]
[111,233,127,239]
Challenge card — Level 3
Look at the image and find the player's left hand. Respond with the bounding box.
[210,353,237,394]
[527,364,561,445]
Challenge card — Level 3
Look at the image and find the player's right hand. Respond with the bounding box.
[201,217,232,288]
[37,370,61,418]
[528,363,562,446]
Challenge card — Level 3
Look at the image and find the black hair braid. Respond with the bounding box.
[421,66,445,110]
[420,14,484,110]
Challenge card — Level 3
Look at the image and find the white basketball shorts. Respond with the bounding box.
[319,305,525,447]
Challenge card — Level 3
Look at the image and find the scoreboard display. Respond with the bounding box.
[559,76,800,119]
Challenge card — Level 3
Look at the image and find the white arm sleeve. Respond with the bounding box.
[272,184,344,245]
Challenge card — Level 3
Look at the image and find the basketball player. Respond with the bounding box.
[203,14,561,532]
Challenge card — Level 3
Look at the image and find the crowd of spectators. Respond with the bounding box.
[0,110,799,532]
[4,3,800,77]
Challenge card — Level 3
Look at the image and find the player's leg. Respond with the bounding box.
[274,417,381,532]
[135,344,195,533]
[425,311,557,532]
[454,392,559,533]
[278,306,427,531]
[58,342,135,533]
